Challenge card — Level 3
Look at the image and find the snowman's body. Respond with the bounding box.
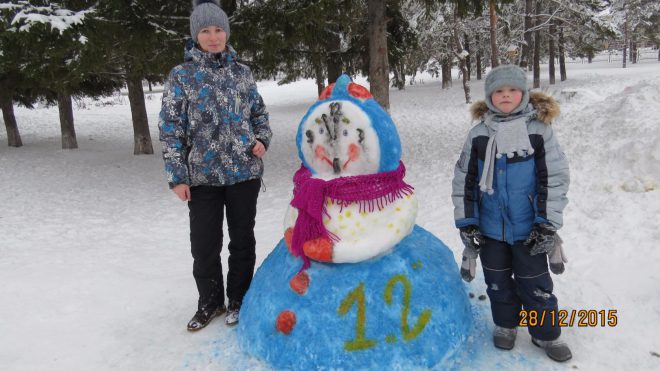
[284,76,418,264]
[284,192,417,263]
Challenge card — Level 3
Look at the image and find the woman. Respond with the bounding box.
[158,0,272,331]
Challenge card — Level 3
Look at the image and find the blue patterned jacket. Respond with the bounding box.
[158,44,272,188]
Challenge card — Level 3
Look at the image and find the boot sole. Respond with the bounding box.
[531,338,573,362]
[493,337,515,350]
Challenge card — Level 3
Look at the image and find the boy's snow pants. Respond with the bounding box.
[188,179,261,309]
[479,237,561,341]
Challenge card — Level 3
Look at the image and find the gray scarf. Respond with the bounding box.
[479,110,535,195]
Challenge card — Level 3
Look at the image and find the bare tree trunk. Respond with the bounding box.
[623,8,628,68]
[558,21,566,81]
[631,40,637,64]
[520,0,534,68]
[533,0,541,89]
[548,21,556,85]
[476,33,482,80]
[367,0,390,110]
[57,91,78,149]
[392,63,406,90]
[441,57,452,89]
[488,0,499,67]
[464,33,471,80]
[126,74,154,155]
[326,26,342,84]
[314,54,325,97]
[453,7,471,103]
[0,91,22,147]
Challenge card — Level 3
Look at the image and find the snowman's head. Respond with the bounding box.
[296,74,401,178]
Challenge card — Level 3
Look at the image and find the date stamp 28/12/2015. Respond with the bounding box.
[519,309,618,328]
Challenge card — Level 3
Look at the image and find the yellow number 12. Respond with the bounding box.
[338,275,432,351]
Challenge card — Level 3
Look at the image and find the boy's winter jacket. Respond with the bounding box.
[452,92,569,244]
[159,45,272,188]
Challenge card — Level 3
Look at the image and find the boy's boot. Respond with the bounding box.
[225,300,241,326]
[493,326,517,350]
[187,303,226,331]
[532,337,573,362]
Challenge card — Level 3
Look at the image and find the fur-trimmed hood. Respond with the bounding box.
[470,91,560,124]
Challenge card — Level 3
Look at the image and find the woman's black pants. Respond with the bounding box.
[188,179,261,309]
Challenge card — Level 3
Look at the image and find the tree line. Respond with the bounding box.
[1,0,658,152]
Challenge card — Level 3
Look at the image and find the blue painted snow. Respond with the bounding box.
[237,225,472,369]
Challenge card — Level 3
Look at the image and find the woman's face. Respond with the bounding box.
[197,26,227,53]
[490,86,524,113]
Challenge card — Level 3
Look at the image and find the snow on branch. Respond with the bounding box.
[0,3,22,11]
[10,3,94,35]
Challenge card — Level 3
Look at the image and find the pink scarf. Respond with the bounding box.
[290,161,413,270]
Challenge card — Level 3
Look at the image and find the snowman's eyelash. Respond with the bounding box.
[357,128,364,143]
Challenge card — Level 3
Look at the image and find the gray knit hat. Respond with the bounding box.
[484,64,529,114]
[190,0,230,43]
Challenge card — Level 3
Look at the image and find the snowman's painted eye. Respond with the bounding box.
[306,130,314,143]
[343,129,348,137]
[319,127,324,135]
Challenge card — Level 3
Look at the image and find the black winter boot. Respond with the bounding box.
[225,300,241,326]
[187,304,226,331]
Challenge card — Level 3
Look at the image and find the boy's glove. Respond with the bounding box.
[524,223,557,255]
[526,224,568,274]
[547,234,568,274]
[459,226,485,282]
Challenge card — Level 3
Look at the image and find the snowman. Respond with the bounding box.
[237,75,472,370]
[283,74,418,268]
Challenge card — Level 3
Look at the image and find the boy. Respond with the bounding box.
[451,65,571,362]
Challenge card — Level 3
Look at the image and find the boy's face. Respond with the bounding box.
[490,86,524,114]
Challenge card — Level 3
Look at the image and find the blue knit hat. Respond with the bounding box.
[190,0,230,43]
[484,64,529,114]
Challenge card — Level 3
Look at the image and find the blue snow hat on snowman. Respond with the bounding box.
[295,74,402,173]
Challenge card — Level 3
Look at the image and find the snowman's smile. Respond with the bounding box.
[315,143,362,174]
[314,145,334,168]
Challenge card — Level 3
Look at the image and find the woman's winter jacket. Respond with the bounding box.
[159,45,272,188]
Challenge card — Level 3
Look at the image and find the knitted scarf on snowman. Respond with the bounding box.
[479,107,536,195]
[290,161,413,270]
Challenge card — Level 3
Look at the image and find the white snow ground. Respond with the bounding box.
[1,56,659,371]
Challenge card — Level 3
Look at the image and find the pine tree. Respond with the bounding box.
[0,2,28,148]
[7,1,100,149]
[231,0,361,96]
[93,0,189,154]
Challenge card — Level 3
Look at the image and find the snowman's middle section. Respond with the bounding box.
[284,193,418,263]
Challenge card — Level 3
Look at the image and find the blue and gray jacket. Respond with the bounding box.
[158,44,272,188]
[451,92,570,244]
